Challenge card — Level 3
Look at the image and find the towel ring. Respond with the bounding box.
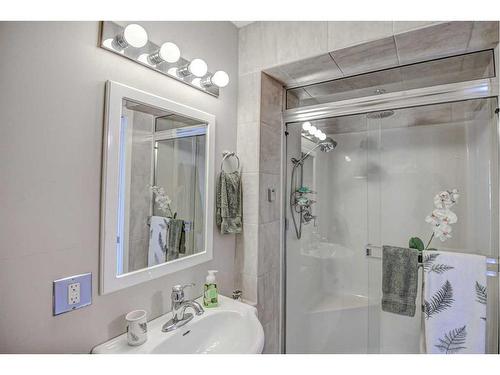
[221,151,240,172]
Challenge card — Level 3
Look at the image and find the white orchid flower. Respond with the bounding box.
[425,208,458,226]
[433,223,453,241]
[420,188,459,249]
[433,189,459,209]
[150,185,174,217]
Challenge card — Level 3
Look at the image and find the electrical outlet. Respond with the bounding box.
[68,282,80,305]
[53,273,92,315]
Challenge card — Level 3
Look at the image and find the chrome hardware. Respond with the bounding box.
[221,150,240,172]
[365,244,499,276]
[162,283,204,332]
[232,290,242,301]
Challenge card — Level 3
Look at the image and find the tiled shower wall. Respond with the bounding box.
[235,21,451,353]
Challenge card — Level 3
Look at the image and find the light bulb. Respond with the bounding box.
[167,67,178,76]
[122,24,148,48]
[103,38,114,49]
[148,42,181,65]
[188,58,208,77]
[191,78,202,87]
[159,42,180,63]
[211,70,229,87]
[308,125,317,136]
[138,53,154,66]
[302,122,312,131]
[318,132,326,141]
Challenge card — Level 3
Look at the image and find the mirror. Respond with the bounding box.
[101,81,215,294]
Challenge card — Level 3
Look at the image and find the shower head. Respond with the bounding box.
[318,137,337,152]
[292,137,338,166]
[367,110,395,119]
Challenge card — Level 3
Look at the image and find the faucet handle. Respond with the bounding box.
[171,283,195,303]
[172,283,194,292]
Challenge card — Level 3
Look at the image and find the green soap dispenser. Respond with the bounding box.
[203,270,218,308]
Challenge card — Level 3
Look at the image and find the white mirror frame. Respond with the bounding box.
[100,80,215,294]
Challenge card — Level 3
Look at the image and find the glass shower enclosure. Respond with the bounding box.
[283,51,500,354]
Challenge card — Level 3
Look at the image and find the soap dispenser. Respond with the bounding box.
[203,270,218,308]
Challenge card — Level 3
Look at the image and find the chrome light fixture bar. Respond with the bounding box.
[100,21,230,98]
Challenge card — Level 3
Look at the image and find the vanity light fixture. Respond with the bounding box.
[148,42,181,65]
[100,21,228,97]
[178,58,208,78]
[201,70,230,88]
[113,24,148,49]
[317,132,327,141]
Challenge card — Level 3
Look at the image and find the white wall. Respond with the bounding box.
[0,21,238,353]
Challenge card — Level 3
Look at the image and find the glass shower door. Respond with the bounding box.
[285,97,499,354]
[285,113,371,354]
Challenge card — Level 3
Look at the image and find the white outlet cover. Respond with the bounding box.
[53,273,92,315]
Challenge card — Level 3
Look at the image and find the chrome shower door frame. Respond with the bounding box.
[281,76,500,354]
[283,78,497,124]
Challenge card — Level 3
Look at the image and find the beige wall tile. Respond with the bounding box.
[234,223,259,276]
[259,173,281,224]
[260,73,283,129]
[395,21,473,64]
[467,21,499,52]
[238,72,261,124]
[258,221,281,276]
[240,172,260,225]
[393,21,440,35]
[239,22,278,75]
[331,36,399,76]
[257,270,278,324]
[238,22,264,75]
[265,21,328,66]
[236,121,260,173]
[277,53,343,86]
[259,123,282,175]
[328,21,393,51]
[264,66,297,87]
[239,272,258,304]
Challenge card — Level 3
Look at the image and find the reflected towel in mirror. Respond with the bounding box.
[167,219,185,261]
[148,216,169,267]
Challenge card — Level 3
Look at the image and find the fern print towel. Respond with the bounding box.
[147,216,170,267]
[423,250,487,354]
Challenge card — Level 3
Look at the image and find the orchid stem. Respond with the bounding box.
[425,233,435,250]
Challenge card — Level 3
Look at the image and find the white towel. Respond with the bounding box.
[423,250,487,354]
[147,216,170,267]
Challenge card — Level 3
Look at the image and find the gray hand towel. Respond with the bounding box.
[382,245,419,317]
[167,219,185,261]
[216,170,242,234]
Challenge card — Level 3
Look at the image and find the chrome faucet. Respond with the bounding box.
[162,283,204,332]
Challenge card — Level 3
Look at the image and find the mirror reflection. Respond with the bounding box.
[117,99,207,275]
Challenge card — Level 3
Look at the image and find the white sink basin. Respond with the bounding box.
[92,295,264,354]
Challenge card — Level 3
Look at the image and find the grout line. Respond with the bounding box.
[393,34,402,66]
[329,52,346,76]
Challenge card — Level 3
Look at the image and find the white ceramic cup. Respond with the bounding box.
[126,310,148,346]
